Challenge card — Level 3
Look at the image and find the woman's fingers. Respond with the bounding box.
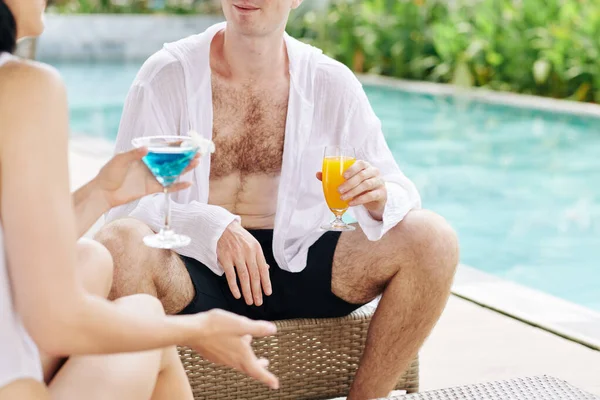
[182,154,201,174]
[231,318,277,337]
[117,147,148,164]
[242,355,279,390]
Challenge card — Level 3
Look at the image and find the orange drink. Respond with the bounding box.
[322,156,356,213]
[320,146,357,232]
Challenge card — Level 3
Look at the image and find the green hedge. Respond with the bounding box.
[287,0,600,103]
[50,0,219,14]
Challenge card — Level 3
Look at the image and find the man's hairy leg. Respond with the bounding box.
[95,218,195,315]
[332,210,459,400]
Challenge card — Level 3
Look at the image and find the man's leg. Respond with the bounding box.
[94,218,195,314]
[332,209,459,400]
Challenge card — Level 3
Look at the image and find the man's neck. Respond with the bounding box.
[220,26,288,82]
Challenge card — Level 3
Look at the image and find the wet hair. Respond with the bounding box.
[0,0,17,54]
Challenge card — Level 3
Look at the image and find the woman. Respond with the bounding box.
[0,0,279,399]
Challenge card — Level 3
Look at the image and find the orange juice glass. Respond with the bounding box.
[321,146,356,231]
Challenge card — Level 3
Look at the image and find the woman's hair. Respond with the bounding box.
[0,0,17,54]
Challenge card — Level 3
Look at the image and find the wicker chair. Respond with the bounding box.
[178,301,420,400]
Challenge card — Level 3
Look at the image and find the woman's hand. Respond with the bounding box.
[190,309,279,389]
[94,147,200,208]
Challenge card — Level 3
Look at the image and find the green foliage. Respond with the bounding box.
[287,0,600,102]
[50,0,220,15]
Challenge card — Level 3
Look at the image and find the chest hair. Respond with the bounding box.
[210,77,288,179]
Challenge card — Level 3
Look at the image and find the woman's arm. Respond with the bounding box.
[0,61,195,354]
[0,61,278,389]
[72,179,110,237]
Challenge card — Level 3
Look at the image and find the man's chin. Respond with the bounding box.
[228,23,266,38]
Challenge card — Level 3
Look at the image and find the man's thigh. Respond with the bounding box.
[177,255,235,315]
[332,220,414,305]
[179,230,364,321]
[257,231,364,320]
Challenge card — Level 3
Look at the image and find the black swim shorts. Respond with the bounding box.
[178,229,364,320]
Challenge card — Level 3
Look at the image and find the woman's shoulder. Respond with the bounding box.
[0,57,65,100]
[0,58,68,143]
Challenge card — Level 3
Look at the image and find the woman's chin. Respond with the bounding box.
[17,21,45,41]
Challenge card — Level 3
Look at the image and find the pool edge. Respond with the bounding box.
[358,74,600,119]
[453,264,600,351]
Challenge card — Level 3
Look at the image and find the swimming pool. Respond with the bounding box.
[53,61,600,313]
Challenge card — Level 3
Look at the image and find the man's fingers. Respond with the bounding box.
[340,177,380,201]
[246,257,263,306]
[338,165,376,194]
[342,159,368,180]
[256,250,272,296]
[316,171,323,181]
[348,188,384,207]
[223,264,241,300]
[235,261,254,305]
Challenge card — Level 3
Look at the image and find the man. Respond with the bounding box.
[96,0,459,398]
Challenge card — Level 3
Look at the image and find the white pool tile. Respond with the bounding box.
[454,264,600,350]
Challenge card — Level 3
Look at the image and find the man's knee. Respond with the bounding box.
[76,238,114,298]
[95,218,154,275]
[95,218,153,255]
[95,218,156,298]
[394,209,459,276]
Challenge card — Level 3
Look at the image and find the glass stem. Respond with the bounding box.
[334,216,345,227]
[332,210,346,227]
[163,187,171,232]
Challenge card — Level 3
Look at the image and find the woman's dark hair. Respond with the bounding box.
[0,0,17,54]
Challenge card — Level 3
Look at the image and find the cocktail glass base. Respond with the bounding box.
[320,215,356,232]
[143,229,191,249]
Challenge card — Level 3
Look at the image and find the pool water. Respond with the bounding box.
[53,62,600,312]
[56,62,141,138]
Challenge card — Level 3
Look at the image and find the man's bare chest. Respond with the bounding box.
[210,80,288,179]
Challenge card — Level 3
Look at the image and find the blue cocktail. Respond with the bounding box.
[132,136,200,249]
[143,148,197,187]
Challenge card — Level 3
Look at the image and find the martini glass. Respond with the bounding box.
[132,136,199,249]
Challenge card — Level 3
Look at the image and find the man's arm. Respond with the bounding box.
[341,83,421,240]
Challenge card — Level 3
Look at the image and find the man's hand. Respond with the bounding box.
[190,309,279,389]
[316,160,387,221]
[217,220,272,306]
[95,147,200,208]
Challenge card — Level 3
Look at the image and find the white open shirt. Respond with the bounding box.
[106,22,421,275]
